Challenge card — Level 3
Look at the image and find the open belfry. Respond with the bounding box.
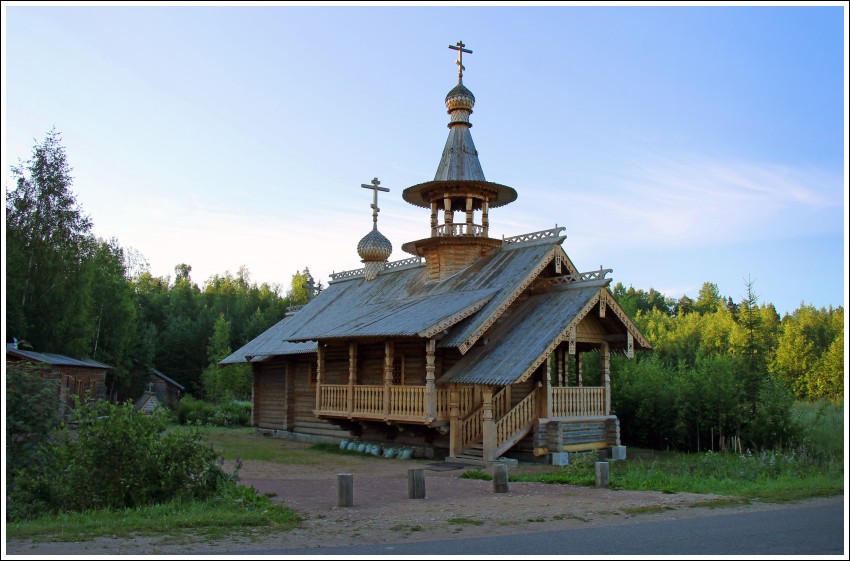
[222,42,650,465]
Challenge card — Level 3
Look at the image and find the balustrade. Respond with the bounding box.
[549,386,606,417]
[390,386,426,418]
[432,223,485,237]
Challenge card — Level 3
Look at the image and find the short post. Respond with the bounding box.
[408,468,426,499]
[595,461,609,488]
[492,463,510,493]
[338,473,354,507]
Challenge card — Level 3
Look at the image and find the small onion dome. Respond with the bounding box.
[445,83,475,113]
[357,228,393,262]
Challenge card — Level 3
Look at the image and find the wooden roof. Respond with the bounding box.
[6,344,113,370]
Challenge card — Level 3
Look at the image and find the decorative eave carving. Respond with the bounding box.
[417,293,496,339]
[598,289,652,350]
[502,226,566,249]
[457,246,559,354]
[531,268,614,292]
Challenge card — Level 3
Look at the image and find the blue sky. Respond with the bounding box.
[3,3,847,317]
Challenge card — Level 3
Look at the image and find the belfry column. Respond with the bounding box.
[443,195,453,233]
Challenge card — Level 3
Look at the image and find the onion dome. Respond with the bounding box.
[357,228,393,262]
[358,177,393,281]
[445,83,475,115]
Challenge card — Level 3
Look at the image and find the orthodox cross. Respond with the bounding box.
[449,40,472,83]
[302,272,317,301]
[361,177,390,230]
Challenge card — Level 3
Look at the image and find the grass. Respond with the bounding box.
[172,425,362,465]
[447,517,484,526]
[460,447,843,502]
[5,491,301,542]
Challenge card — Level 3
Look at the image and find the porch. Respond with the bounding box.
[315,382,610,460]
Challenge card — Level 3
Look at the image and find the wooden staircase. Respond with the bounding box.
[448,385,541,465]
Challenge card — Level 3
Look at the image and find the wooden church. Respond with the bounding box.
[222,42,650,465]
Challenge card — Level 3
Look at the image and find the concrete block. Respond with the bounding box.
[595,461,609,488]
[551,452,570,466]
[610,445,627,461]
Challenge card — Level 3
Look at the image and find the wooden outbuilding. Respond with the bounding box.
[6,342,112,411]
[222,43,650,464]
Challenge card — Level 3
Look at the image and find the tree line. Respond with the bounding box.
[5,130,844,422]
[608,281,843,452]
[5,129,312,401]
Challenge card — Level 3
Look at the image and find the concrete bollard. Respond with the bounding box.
[492,463,510,493]
[595,461,609,488]
[408,468,426,499]
[338,473,354,507]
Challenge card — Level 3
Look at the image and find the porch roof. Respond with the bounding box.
[219,316,317,365]
[438,286,600,385]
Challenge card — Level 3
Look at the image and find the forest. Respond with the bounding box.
[5,130,844,452]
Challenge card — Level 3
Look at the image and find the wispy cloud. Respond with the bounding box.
[531,150,844,251]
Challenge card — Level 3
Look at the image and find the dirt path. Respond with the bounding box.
[4,441,840,556]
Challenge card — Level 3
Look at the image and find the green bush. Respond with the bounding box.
[7,399,237,520]
[5,362,63,477]
[174,396,251,426]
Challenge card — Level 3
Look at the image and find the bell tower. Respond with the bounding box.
[401,41,517,281]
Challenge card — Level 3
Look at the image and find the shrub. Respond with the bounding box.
[174,396,251,426]
[7,399,236,520]
[5,361,63,477]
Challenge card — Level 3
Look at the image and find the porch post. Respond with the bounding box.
[557,346,565,387]
[482,386,496,463]
[348,342,357,416]
[425,339,436,419]
[383,340,394,418]
[577,352,583,387]
[315,344,324,412]
[449,385,461,457]
[601,341,611,415]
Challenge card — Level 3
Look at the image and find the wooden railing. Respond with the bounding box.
[459,407,483,450]
[493,386,510,420]
[432,223,485,237]
[549,386,606,417]
[352,385,385,415]
[436,386,475,420]
[318,384,348,412]
[496,387,538,448]
[457,386,508,451]
[390,386,425,418]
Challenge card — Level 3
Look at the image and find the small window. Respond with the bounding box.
[307,362,317,388]
[392,354,405,385]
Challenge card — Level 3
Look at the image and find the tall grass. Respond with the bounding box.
[791,399,844,467]
[461,400,844,502]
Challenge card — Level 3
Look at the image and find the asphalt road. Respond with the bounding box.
[228,499,846,556]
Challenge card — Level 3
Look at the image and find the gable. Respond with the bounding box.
[439,286,600,385]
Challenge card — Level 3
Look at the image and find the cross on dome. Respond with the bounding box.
[361,177,390,230]
[449,40,472,83]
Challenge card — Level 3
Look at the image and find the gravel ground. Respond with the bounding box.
[5,440,836,556]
